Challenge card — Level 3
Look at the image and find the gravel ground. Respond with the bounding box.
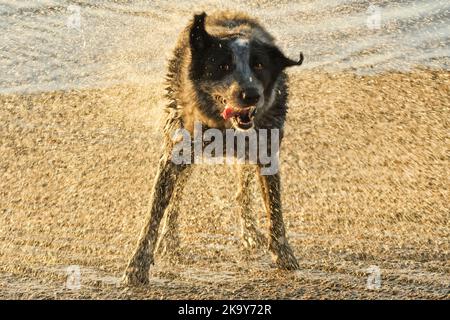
[0,69,449,299]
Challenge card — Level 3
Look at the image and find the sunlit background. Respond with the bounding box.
[1,0,449,93]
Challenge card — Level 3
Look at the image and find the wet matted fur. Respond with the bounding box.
[123,11,303,286]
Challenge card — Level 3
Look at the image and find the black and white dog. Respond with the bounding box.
[123,11,303,286]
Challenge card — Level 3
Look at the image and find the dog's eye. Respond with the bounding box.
[253,62,264,70]
[219,64,230,71]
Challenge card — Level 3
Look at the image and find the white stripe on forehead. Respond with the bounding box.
[231,38,249,58]
[230,38,252,83]
[234,38,249,47]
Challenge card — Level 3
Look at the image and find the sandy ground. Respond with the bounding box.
[0,69,449,299]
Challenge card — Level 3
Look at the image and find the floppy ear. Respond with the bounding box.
[282,52,304,68]
[189,12,212,53]
[270,46,304,69]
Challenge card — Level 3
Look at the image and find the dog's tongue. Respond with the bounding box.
[221,106,238,120]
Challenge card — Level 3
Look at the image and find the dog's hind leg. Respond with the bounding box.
[123,154,188,286]
[155,166,192,261]
[236,164,266,250]
[257,169,299,270]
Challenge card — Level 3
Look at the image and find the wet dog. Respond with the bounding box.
[123,11,303,285]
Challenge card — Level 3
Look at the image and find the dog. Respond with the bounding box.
[123,11,303,286]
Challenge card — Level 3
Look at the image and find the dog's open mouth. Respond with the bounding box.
[223,105,256,130]
[216,96,256,130]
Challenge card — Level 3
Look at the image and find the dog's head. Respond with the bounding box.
[188,12,303,130]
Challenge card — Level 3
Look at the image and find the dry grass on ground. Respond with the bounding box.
[0,69,448,299]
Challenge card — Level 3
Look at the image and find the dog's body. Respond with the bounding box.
[123,11,303,286]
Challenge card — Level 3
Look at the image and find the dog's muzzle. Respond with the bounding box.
[216,96,257,130]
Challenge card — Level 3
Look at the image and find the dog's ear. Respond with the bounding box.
[281,52,304,68]
[270,46,304,69]
[189,12,212,53]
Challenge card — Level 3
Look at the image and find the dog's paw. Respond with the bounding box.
[270,242,299,270]
[275,254,300,270]
[122,269,150,287]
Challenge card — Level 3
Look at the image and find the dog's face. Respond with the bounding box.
[189,13,303,130]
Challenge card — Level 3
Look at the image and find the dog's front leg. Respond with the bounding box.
[123,155,187,286]
[155,166,192,260]
[236,164,266,250]
[257,169,299,270]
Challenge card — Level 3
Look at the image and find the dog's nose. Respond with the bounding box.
[239,88,260,106]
